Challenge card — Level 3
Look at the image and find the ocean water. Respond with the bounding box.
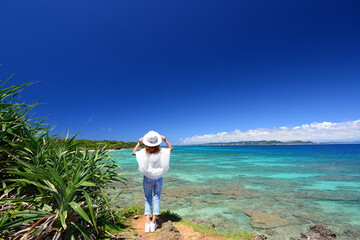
[108,145,360,240]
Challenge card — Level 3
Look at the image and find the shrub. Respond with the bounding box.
[0,75,126,239]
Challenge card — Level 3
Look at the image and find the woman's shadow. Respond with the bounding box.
[157,210,182,229]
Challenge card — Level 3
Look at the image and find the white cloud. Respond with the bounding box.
[181,120,360,144]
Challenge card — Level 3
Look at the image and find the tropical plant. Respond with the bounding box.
[0,75,126,239]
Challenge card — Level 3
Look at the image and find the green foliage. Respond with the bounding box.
[118,205,144,219]
[67,139,141,150]
[181,219,253,240]
[0,76,126,239]
[158,209,253,239]
[181,220,213,231]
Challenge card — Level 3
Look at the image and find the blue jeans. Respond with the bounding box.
[143,176,163,215]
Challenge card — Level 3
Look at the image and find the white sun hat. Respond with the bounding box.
[143,130,162,147]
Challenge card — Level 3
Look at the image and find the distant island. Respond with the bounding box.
[191,140,360,146]
[56,139,141,150]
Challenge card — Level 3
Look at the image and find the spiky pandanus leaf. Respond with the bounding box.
[1,76,126,239]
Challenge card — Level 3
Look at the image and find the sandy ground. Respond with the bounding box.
[130,215,229,240]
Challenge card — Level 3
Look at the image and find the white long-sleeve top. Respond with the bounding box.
[136,148,171,179]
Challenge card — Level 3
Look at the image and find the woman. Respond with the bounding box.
[132,130,173,233]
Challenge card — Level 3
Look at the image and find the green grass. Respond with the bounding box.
[103,207,254,240]
[181,219,213,232]
[100,205,144,236]
[157,209,253,240]
[180,218,253,240]
[118,205,144,219]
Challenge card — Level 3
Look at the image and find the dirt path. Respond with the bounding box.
[130,215,229,240]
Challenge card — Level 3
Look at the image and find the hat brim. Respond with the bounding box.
[143,133,162,147]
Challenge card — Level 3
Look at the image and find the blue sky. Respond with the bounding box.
[1,0,360,144]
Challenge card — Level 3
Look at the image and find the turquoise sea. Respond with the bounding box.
[108,145,360,240]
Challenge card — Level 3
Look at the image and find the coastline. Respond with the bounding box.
[86,148,133,152]
[107,148,133,151]
[108,145,360,240]
[111,206,336,240]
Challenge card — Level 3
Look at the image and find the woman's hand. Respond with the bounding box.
[161,135,173,151]
[133,137,144,156]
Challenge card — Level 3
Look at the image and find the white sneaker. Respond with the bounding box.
[150,222,157,232]
[145,223,150,233]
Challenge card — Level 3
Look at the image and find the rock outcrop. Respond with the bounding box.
[289,224,336,240]
[156,220,182,240]
[245,210,288,229]
[162,187,197,198]
[192,219,216,228]
[253,232,268,240]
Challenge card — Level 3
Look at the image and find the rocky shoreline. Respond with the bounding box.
[112,215,337,240]
[107,175,360,240]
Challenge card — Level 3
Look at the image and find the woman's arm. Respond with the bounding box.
[132,137,144,156]
[161,136,173,151]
